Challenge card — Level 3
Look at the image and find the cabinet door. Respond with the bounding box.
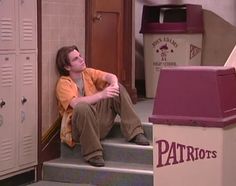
[18,0,37,50]
[0,54,16,174]
[18,53,37,166]
[0,0,16,50]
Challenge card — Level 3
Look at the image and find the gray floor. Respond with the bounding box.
[27,99,154,186]
[134,98,154,122]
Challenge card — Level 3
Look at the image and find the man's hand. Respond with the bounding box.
[101,85,119,99]
[70,72,120,108]
[70,83,120,108]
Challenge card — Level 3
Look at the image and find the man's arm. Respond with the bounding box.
[69,72,119,108]
[102,72,118,87]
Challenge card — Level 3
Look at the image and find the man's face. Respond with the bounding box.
[67,49,86,73]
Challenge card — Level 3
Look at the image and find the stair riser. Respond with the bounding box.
[61,143,153,165]
[43,165,153,186]
[104,145,153,164]
[61,144,83,159]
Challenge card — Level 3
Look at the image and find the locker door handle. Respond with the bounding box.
[0,99,6,108]
[21,97,27,105]
[93,14,102,22]
[21,111,26,123]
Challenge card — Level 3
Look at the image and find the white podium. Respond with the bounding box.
[149,66,236,186]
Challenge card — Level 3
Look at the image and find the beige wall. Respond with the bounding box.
[202,10,236,66]
[41,0,85,135]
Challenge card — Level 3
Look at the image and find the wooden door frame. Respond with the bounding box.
[85,0,137,103]
[37,0,43,180]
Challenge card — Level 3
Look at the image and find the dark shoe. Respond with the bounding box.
[131,134,150,146]
[87,156,105,167]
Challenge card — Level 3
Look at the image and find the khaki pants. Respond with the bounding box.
[71,84,144,161]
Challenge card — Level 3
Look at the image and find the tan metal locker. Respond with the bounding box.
[0,54,17,173]
[19,0,37,50]
[0,0,16,50]
[18,53,37,167]
[0,0,37,179]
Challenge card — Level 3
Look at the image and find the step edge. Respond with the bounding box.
[44,161,153,176]
[101,140,153,150]
[70,138,153,149]
[114,121,153,126]
[141,121,153,126]
[67,141,153,151]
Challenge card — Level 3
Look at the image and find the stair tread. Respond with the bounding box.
[44,158,153,175]
[102,137,153,149]
[71,137,153,149]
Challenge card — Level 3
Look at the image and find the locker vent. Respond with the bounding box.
[22,19,33,41]
[23,63,33,85]
[1,65,14,87]
[22,135,33,157]
[1,139,14,161]
[0,18,13,41]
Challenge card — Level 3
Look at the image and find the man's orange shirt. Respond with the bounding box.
[56,68,108,147]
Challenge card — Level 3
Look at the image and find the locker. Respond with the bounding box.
[18,53,37,166]
[19,0,37,50]
[0,54,16,172]
[0,0,37,178]
[0,0,16,50]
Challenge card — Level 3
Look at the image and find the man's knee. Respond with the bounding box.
[73,102,92,116]
[118,83,127,94]
[118,83,130,98]
[118,83,125,91]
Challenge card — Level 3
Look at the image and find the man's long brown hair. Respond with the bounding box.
[56,45,79,76]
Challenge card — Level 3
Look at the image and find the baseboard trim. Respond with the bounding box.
[0,169,35,186]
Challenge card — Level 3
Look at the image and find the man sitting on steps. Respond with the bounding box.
[55,45,149,167]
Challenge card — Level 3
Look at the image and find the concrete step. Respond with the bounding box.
[43,158,153,186]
